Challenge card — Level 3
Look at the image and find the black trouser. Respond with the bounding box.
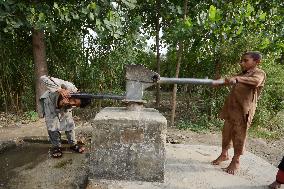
[48,130,76,147]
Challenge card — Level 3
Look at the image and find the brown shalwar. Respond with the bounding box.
[219,68,266,155]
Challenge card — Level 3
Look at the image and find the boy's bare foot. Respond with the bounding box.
[222,158,240,175]
[212,154,230,165]
[269,181,281,189]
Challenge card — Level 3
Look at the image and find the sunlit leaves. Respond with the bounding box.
[1,1,103,33]
[88,2,97,10]
[259,12,266,21]
[89,12,95,21]
[208,5,222,23]
[54,2,59,10]
[121,0,137,10]
[260,38,270,49]
[184,18,192,28]
[245,3,254,17]
[38,12,45,21]
[209,5,216,21]
[236,25,243,35]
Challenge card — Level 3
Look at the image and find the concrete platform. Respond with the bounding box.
[88,144,278,189]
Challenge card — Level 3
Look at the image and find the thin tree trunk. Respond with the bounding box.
[170,0,188,126]
[0,79,8,112]
[155,0,161,108]
[32,29,48,115]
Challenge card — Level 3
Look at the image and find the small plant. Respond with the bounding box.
[177,115,223,133]
[24,111,39,122]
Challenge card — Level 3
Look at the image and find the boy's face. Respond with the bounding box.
[239,54,259,71]
[69,98,81,107]
[58,98,81,108]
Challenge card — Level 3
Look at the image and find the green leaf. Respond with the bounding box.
[81,7,89,15]
[96,19,101,27]
[89,12,94,21]
[54,2,59,9]
[65,15,71,22]
[71,12,79,19]
[113,33,120,39]
[6,0,15,5]
[209,5,216,21]
[31,7,35,14]
[121,0,137,10]
[39,12,45,21]
[236,25,243,35]
[177,6,182,15]
[108,11,114,21]
[50,21,56,32]
[184,18,192,28]
[89,2,96,10]
[260,38,270,49]
[259,12,266,21]
[245,3,254,17]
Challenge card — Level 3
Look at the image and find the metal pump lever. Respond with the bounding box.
[125,64,224,103]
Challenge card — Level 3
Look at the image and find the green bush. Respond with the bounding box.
[177,115,224,133]
[24,111,39,122]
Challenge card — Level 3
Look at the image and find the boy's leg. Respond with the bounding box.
[65,130,85,153]
[223,120,247,174]
[65,130,77,146]
[48,130,62,147]
[48,130,63,158]
[212,120,232,165]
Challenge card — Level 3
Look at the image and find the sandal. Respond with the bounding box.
[52,147,62,158]
[70,144,85,153]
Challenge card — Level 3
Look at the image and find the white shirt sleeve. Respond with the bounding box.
[40,75,78,92]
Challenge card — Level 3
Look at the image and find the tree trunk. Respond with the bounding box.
[170,0,188,126]
[32,29,48,115]
[155,0,161,108]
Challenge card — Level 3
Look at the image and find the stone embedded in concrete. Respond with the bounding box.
[89,107,167,182]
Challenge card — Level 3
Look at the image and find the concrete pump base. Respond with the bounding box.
[90,107,167,182]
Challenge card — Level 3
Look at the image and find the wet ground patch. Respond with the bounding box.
[0,142,50,188]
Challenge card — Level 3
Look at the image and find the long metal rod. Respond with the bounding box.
[71,93,125,100]
[158,77,224,85]
[90,94,125,100]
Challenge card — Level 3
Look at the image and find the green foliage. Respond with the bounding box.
[24,110,39,122]
[0,0,284,139]
[252,58,284,133]
[177,116,223,133]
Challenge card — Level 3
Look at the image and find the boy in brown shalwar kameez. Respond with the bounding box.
[212,51,266,175]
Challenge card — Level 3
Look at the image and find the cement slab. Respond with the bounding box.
[88,144,278,189]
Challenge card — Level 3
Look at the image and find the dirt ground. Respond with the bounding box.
[0,117,283,167]
[166,128,284,167]
[0,113,283,189]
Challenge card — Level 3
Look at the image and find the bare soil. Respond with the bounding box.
[166,128,284,167]
[0,113,283,167]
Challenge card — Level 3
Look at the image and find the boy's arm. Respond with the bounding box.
[56,89,71,108]
[212,78,235,87]
[235,72,265,87]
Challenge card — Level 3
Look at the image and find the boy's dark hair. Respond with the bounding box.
[80,98,92,108]
[243,51,262,61]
